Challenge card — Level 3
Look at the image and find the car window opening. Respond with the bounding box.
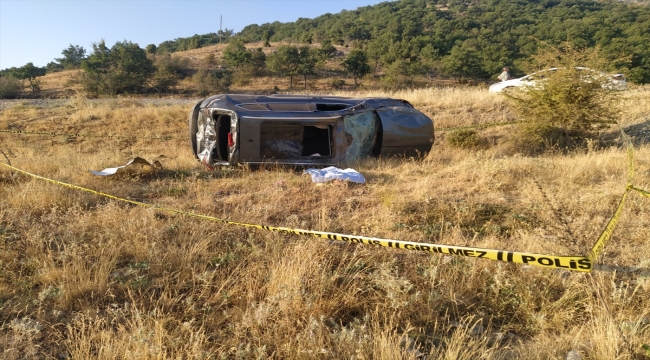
[265,103,313,112]
[238,103,352,112]
[302,125,331,157]
[214,114,231,162]
[315,103,351,111]
[260,122,332,159]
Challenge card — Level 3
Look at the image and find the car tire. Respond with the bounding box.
[188,99,203,159]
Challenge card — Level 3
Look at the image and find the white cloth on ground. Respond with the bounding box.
[303,166,366,183]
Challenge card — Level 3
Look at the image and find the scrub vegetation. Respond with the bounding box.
[1,86,649,358]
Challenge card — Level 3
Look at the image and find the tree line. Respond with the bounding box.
[0,37,372,97]
[3,0,650,98]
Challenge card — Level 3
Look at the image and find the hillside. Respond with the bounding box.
[236,0,650,83]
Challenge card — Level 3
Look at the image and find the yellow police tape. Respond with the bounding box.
[588,184,650,264]
[4,161,643,273]
[1,130,647,272]
[588,130,648,262]
[0,129,177,140]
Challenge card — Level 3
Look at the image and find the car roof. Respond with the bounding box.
[199,94,412,115]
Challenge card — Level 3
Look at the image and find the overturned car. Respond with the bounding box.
[189,94,434,167]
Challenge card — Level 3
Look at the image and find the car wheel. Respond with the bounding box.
[188,99,203,159]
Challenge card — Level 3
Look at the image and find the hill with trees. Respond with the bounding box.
[2,0,650,98]
[237,0,650,83]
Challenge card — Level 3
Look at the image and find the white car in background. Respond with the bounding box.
[489,67,627,93]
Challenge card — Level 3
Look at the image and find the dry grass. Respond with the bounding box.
[1,87,649,359]
[34,69,84,98]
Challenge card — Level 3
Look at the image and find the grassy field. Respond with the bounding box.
[1,87,649,359]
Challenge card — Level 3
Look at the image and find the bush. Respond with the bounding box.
[0,76,22,99]
[446,129,481,149]
[192,69,231,96]
[232,70,251,87]
[505,44,622,153]
[331,79,345,89]
[151,55,188,93]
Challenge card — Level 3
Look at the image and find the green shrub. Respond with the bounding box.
[193,69,231,96]
[505,44,622,153]
[0,76,22,99]
[446,129,481,149]
[151,55,188,93]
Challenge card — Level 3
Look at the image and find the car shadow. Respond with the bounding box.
[622,120,650,146]
[598,120,650,146]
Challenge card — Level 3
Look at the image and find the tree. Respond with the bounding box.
[300,33,313,44]
[366,36,390,75]
[261,30,272,47]
[297,46,317,89]
[146,44,157,55]
[440,40,483,83]
[318,39,337,60]
[217,28,234,42]
[14,63,46,92]
[56,44,86,69]
[266,45,301,89]
[81,40,111,94]
[46,61,64,74]
[248,48,267,76]
[223,40,251,71]
[108,40,155,93]
[81,40,155,95]
[151,55,182,93]
[342,49,371,87]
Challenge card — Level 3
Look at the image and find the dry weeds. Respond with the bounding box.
[0,87,649,359]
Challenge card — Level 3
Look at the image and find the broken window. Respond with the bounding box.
[344,111,377,163]
[260,122,332,159]
[303,125,331,157]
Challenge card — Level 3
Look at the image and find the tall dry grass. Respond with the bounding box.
[0,87,649,359]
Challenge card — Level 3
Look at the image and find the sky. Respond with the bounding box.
[0,0,389,70]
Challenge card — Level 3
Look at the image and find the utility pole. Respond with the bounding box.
[220,15,223,43]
